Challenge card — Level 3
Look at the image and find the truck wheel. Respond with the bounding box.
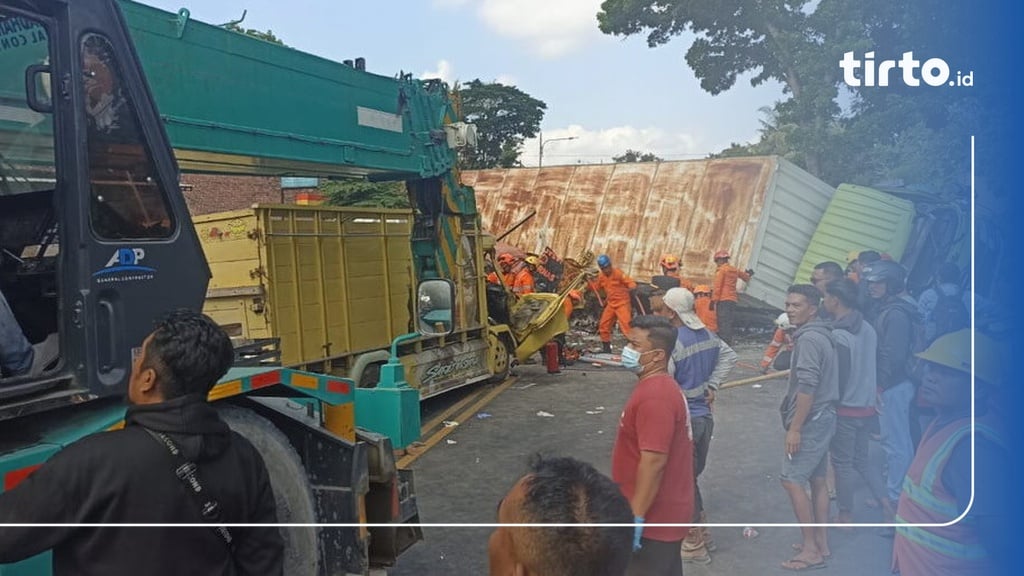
[489,334,512,382]
[218,406,319,576]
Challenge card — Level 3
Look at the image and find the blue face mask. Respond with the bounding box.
[621,345,644,373]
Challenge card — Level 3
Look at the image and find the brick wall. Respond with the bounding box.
[181,174,316,215]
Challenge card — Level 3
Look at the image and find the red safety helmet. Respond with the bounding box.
[713,250,730,260]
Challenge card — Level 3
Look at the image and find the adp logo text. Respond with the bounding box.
[839,52,973,88]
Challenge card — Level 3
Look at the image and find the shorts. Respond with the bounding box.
[781,407,836,485]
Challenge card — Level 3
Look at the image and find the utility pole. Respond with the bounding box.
[538,131,578,168]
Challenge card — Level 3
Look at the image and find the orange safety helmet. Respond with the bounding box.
[713,250,730,260]
[659,254,680,271]
[693,284,712,296]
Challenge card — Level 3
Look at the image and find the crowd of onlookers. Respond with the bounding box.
[484,250,1001,576]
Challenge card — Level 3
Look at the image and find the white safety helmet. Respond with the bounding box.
[774,312,792,330]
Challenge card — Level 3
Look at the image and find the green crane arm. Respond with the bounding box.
[119,0,465,181]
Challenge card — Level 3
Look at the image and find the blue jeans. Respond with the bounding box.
[879,381,915,501]
[0,289,33,377]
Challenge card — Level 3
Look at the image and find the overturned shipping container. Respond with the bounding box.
[464,156,835,310]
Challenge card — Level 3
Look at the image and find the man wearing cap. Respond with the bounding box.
[892,329,1006,576]
[711,250,753,345]
[650,288,737,565]
[590,254,637,354]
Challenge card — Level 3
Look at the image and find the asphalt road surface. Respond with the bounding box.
[390,342,895,575]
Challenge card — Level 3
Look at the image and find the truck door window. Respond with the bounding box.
[82,33,174,240]
[0,11,54,196]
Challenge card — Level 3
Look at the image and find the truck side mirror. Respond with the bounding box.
[417,279,454,336]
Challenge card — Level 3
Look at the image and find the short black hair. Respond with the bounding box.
[825,278,859,310]
[813,261,845,281]
[787,284,822,308]
[858,250,881,265]
[629,314,676,355]
[143,309,234,399]
[519,455,633,576]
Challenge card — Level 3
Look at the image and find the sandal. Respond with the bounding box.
[781,558,827,571]
[791,544,831,559]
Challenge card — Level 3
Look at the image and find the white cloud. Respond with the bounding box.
[432,0,603,58]
[478,0,604,58]
[519,125,702,167]
[421,59,456,84]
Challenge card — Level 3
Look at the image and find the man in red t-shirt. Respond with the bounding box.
[612,315,694,576]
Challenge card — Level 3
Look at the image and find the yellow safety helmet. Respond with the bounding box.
[847,250,861,264]
[915,329,1002,385]
[524,255,541,267]
[659,254,680,271]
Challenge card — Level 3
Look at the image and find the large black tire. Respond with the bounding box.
[218,406,319,576]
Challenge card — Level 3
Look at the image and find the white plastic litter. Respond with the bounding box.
[446,439,458,445]
[442,420,459,428]
[536,411,555,418]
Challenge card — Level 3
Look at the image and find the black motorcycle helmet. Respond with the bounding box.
[861,260,907,296]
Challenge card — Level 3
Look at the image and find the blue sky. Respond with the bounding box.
[138,0,783,166]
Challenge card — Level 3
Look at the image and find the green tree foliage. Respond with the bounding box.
[597,0,981,199]
[321,179,410,209]
[225,23,286,46]
[457,80,547,169]
[613,149,662,163]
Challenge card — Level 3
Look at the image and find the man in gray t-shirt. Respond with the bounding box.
[779,284,838,571]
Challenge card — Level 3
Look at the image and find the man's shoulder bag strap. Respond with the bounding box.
[143,428,234,549]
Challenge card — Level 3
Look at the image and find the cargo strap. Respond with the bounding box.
[144,428,234,548]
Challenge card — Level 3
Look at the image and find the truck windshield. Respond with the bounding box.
[0,11,54,196]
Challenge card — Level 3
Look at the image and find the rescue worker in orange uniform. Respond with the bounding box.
[692,284,718,333]
[562,289,582,319]
[511,255,538,296]
[711,250,752,345]
[494,253,517,288]
[658,254,695,291]
[589,254,637,353]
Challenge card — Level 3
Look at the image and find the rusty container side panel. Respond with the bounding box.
[679,159,773,281]
[634,160,710,282]
[519,166,576,255]
[466,157,834,309]
[550,164,615,259]
[482,168,538,239]
[592,163,656,274]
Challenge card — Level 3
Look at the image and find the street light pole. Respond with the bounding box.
[538,131,578,168]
